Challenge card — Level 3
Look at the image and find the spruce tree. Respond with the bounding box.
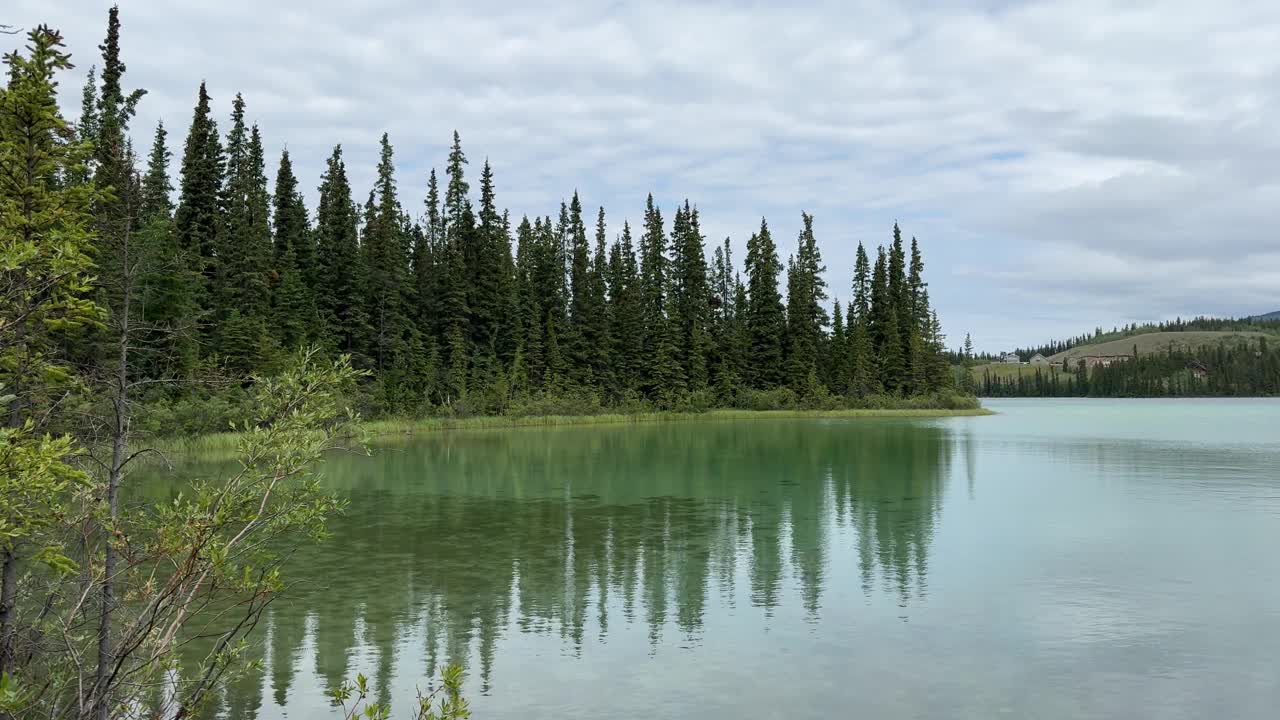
[564,192,592,384]
[638,195,683,399]
[361,133,412,375]
[908,321,927,393]
[880,303,904,393]
[174,82,224,301]
[314,145,367,356]
[416,169,442,342]
[90,4,145,236]
[473,160,505,357]
[847,303,877,397]
[271,149,314,350]
[494,210,520,368]
[723,274,751,399]
[523,215,566,390]
[272,150,312,279]
[870,245,904,391]
[709,239,737,396]
[139,123,172,222]
[214,111,275,372]
[81,22,160,652]
[846,242,877,396]
[73,65,99,185]
[80,4,147,373]
[784,213,828,392]
[514,217,543,388]
[137,122,200,377]
[908,236,927,331]
[669,202,710,391]
[745,217,785,389]
[607,221,644,395]
[925,304,952,392]
[91,4,144,237]
[439,132,473,380]
[588,207,614,394]
[443,130,469,234]
[828,300,846,391]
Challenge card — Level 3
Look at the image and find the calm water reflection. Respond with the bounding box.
[147,399,1280,719]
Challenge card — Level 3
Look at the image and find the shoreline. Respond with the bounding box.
[154,406,993,457]
[365,406,994,436]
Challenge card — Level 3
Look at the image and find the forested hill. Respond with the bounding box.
[976,336,1280,398]
[1046,331,1270,364]
[972,318,1280,398]
[4,9,970,441]
[1006,315,1280,361]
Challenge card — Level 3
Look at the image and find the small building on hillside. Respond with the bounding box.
[1080,355,1129,368]
[1001,352,1021,364]
[1030,353,1049,365]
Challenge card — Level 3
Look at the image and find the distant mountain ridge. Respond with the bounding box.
[1253,310,1280,321]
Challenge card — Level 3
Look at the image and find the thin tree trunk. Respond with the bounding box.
[0,548,17,680]
[94,226,132,720]
[1,321,25,712]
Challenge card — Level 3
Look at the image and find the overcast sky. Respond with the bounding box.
[10,0,1280,351]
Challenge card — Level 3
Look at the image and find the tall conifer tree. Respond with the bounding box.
[314,145,366,356]
[565,192,593,384]
[174,82,224,301]
[271,149,314,349]
[784,213,828,392]
[361,133,412,374]
[638,195,683,399]
[847,243,878,396]
[745,218,785,389]
[607,221,644,395]
[670,202,710,391]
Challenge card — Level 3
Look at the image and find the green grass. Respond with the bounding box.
[152,406,993,460]
[970,362,1069,382]
[1066,322,1280,349]
[1047,331,1268,363]
[364,407,993,436]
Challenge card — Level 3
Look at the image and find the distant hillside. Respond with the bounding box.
[979,333,1280,398]
[1008,314,1280,360]
[969,362,1068,383]
[1047,331,1267,364]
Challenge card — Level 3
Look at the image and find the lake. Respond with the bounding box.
[173,399,1280,718]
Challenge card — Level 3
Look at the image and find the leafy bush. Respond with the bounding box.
[734,387,800,411]
[670,388,717,413]
[128,389,256,438]
[505,390,604,417]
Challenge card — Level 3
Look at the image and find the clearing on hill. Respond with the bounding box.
[1047,331,1268,364]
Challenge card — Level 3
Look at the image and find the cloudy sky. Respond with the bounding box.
[10,0,1280,350]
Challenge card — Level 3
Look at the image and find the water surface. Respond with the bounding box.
[161,399,1280,718]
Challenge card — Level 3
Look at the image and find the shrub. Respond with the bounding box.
[734,387,800,411]
[506,390,604,417]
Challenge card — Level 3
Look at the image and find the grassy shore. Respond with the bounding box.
[154,406,992,458]
[365,407,993,435]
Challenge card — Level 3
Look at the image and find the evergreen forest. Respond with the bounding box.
[5,9,968,442]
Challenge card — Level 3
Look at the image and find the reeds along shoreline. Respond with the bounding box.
[149,405,992,460]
